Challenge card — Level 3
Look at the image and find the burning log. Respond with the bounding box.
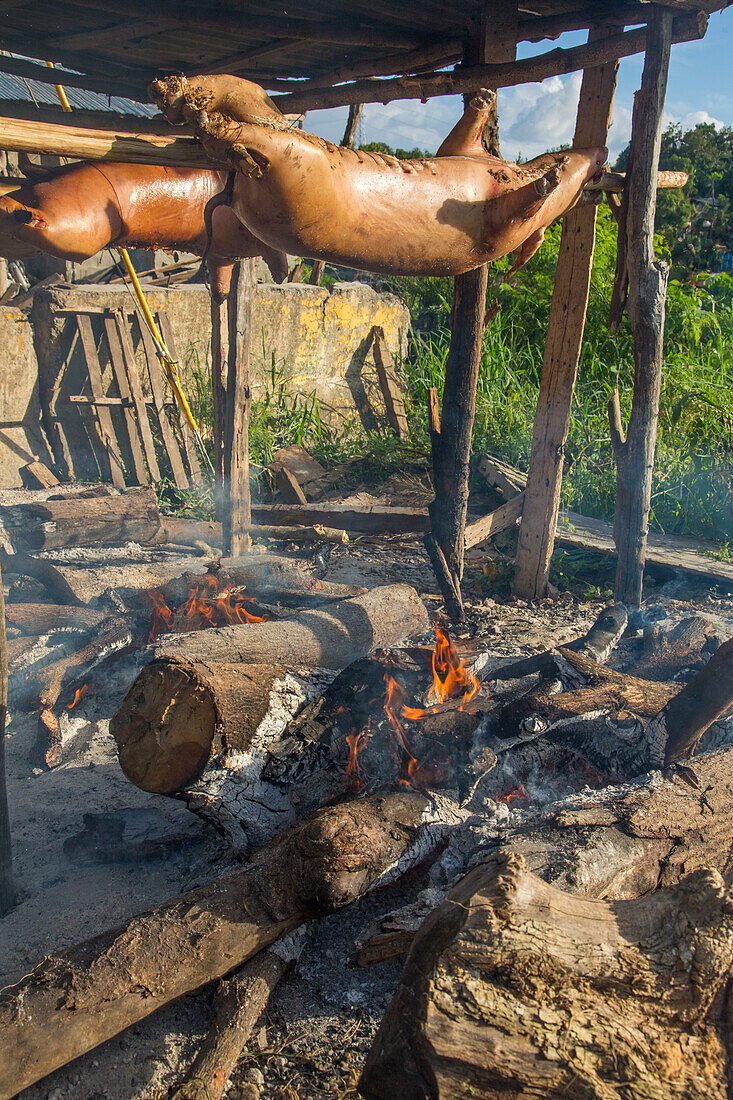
[113,585,429,795]
[0,791,459,1099]
[360,853,733,1099]
[24,618,134,767]
[535,637,733,778]
[153,583,428,666]
[170,930,305,1100]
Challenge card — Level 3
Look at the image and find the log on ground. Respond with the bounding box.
[3,487,161,551]
[0,791,448,1099]
[360,853,733,1099]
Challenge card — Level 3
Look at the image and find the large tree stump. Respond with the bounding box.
[611,8,673,607]
[360,853,733,1099]
[0,791,453,1099]
[513,31,618,599]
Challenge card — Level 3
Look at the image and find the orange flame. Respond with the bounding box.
[345,722,370,792]
[146,576,267,640]
[400,623,480,721]
[498,785,527,806]
[67,683,88,710]
[383,674,450,788]
[146,586,174,642]
[430,623,479,707]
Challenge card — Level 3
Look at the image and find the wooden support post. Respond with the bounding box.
[611,9,672,609]
[0,561,14,916]
[426,266,488,620]
[224,259,256,557]
[210,286,230,509]
[425,1,515,621]
[341,102,363,147]
[513,34,618,599]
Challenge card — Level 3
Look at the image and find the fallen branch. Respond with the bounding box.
[0,549,84,607]
[0,791,456,1099]
[170,930,305,1100]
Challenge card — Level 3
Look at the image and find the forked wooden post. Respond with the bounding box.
[426,0,515,620]
[0,561,14,916]
[611,8,673,608]
[224,258,257,556]
[513,34,618,599]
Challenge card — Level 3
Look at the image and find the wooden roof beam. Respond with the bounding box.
[46,1,430,50]
[272,10,708,112]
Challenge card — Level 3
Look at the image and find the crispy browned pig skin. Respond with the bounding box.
[0,162,288,298]
[150,76,607,278]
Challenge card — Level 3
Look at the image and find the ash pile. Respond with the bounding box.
[0,481,732,1100]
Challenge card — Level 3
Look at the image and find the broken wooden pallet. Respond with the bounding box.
[62,307,201,491]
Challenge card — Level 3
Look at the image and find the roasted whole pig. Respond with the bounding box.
[0,161,288,297]
[150,76,607,278]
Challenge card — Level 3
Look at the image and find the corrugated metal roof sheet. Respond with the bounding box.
[0,71,156,117]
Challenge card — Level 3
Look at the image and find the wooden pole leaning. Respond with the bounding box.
[513,32,618,599]
[610,8,673,609]
[224,259,256,557]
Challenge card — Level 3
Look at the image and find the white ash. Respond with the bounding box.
[183,669,336,852]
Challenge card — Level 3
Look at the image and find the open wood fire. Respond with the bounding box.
[2,539,733,1100]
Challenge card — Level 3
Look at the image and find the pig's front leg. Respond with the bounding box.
[503,228,546,281]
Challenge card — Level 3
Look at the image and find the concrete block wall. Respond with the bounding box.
[0,280,409,486]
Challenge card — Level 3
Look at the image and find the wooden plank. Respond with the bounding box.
[513,30,619,599]
[114,312,161,485]
[137,322,189,490]
[103,315,149,485]
[274,466,307,505]
[270,445,326,486]
[556,512,733,588]
[225,260,256,556]
[42,326,78,479]
[250,503,430,535]
[157,311,203,486]
[20,462,59,489]
[75,313,126,488]
[477,454,526,499]
[465,494,525,550]
[372,327,409,441]
[611,8,673,607]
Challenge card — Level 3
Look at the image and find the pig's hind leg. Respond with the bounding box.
[437,90,497,158]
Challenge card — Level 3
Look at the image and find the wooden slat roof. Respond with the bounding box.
[0,1,729,105]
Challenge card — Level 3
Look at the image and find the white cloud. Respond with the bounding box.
[667,108,725,130]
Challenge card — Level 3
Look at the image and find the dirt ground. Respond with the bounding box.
[2,532,732,1100]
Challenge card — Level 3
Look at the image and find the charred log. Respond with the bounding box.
[0,791,456,1099]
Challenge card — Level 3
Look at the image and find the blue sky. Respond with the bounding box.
[304,9,733,164]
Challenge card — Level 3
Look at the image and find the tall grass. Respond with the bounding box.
[392,206,733,542]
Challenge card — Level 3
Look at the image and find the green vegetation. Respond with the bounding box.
[168,122,732,548]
